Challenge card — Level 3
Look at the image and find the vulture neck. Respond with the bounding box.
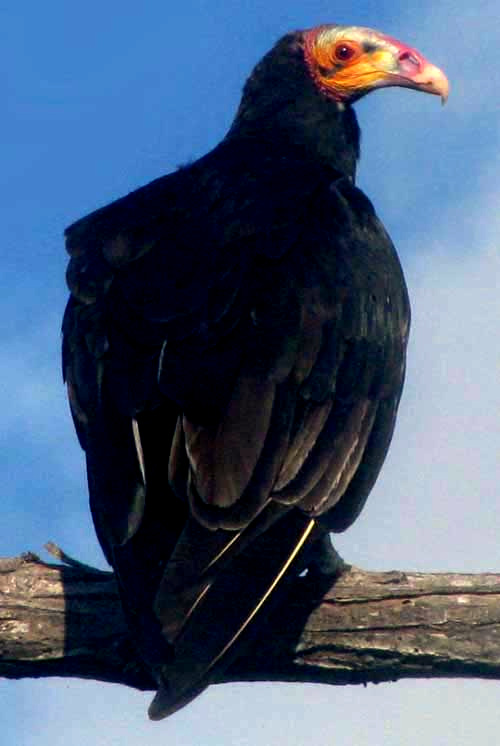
[227,33,361,181]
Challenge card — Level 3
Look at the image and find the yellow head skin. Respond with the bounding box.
[304,25,449,104]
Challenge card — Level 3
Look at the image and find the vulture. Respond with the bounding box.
[62,24,448,718]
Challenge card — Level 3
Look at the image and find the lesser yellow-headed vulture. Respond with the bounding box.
[62,24,448,718]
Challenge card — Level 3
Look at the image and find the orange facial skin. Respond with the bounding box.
[303,25,449,104]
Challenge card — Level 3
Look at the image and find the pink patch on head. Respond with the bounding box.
[396,49,424,76]
[376,32,423,63]
[376,31,412,49]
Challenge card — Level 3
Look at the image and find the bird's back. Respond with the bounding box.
[63,133,409,716]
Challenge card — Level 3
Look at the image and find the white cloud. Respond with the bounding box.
[338,169,500,573]
[0,314,65,436]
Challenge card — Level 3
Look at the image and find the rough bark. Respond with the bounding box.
[1,552,500,693]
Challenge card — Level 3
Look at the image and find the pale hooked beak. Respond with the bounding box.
[406,60,449,103]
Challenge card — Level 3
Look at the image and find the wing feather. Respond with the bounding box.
[183,377,276,509]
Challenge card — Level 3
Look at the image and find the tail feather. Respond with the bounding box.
[150,511,319,719]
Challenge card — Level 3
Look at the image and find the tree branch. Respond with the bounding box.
[1,553,500,693]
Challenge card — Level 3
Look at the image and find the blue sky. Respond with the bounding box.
[2,1,499,744]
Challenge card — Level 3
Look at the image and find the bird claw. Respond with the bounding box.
[308,534,349,577]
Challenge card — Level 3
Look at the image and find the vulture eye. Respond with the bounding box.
[333,42,359,62]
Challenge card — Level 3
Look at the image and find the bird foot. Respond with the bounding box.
[308,534,349,578]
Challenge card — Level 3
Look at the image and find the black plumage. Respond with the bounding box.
[62,25,447,717]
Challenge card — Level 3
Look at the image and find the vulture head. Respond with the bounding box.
[230,25,448,174]
[303,25,449,104]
